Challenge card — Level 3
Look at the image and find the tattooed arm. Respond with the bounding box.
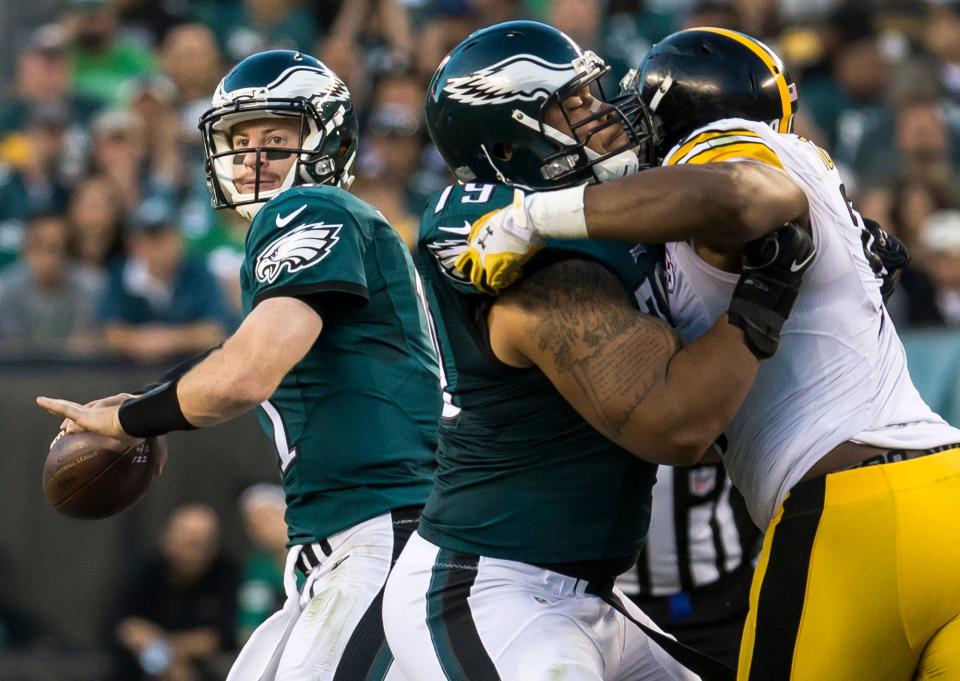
[487,259,758,465]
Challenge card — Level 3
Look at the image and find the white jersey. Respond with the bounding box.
[658,118,960,528]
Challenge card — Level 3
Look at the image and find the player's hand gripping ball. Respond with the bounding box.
[42,431,157,519]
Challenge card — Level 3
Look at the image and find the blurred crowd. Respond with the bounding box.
[1,0,960,366]
[0,484,288,681]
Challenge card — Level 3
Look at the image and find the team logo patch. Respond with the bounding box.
[689,467,718,497]
[444,55,576,106]
[255,222,341,284]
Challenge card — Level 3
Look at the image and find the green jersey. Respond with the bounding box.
[415,183,660,565]
[241,185,440,544]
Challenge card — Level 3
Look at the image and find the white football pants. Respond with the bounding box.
[227,508,418,681]
[383,532,701,681]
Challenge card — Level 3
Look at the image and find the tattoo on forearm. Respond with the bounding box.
[512,259,678,437]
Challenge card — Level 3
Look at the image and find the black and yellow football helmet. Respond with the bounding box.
[617,28,798,162]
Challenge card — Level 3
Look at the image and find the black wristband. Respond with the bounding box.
[118,380,197,437]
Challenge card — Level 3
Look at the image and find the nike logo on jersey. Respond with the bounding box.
[438,220,472,235]
[429,222,473,282]
[276,204,307,229]
[790,250,816,272]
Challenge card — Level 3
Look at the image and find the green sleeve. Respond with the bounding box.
[418,183,515,297]
[247,191,369,314]
[418,182,652,296]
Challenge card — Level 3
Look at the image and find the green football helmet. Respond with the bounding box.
[199,50,359,220]
[425,20,653,190]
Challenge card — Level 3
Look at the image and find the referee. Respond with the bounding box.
[617,460,760,668]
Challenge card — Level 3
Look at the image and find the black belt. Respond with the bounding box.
[846,442,960,471]
[585,583,735,681]
[295,506,423,576]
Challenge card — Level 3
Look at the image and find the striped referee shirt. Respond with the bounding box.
[618,462,760,597]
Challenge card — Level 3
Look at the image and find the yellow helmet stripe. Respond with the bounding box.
[665,128,760,166]
[689,27,793,133]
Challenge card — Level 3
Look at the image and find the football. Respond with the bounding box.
[42,431,156,519]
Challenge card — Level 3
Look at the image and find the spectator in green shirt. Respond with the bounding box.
[66,0,156,107]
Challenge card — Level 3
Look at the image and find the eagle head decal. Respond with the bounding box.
[255,222,342,284]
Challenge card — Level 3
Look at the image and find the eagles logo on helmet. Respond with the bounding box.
[199,50,359,220]
[425,20,655,191]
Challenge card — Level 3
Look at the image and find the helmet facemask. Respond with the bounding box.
[536,52,652,183]
[489,51,651,187]
[612,67,667,164]
[201,96,356,221]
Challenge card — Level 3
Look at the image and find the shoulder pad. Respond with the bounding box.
[663,118,784,169]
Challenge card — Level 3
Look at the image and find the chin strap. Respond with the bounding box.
[589,148,640,183]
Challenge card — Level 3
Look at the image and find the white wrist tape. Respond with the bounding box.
[525,184,588,240]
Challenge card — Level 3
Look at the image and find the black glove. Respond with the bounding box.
[862,217,910,303]
[728,221,816,359]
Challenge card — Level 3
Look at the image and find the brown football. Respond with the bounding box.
[42,431,156,519]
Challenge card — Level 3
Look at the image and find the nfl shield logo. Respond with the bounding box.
[689,467,717,496]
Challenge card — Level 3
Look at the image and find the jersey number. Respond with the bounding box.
[460,183,494,204]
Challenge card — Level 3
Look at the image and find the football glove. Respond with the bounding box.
[862,217,909,303]
[728,221,816,359]
[454,189,543,293]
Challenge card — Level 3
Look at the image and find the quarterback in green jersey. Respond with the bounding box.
[39,51,440,680]
[381,21,814,681]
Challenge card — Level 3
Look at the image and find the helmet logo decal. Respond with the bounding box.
[266,66,350,103]
[218,66,349,105]
[444,55,576,106]
[255,222,342,283]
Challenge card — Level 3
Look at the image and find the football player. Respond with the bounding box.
[455,28,960,680]
[38,50,441,681]
[381,21,814,681]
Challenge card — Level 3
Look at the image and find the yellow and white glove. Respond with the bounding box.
[454,190,543,293]
[454,185,588,293]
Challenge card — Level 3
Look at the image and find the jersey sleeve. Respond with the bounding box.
[418,183,516,297]
[662,119,785,170]
[246,190,369,315]
[417,183,641,297]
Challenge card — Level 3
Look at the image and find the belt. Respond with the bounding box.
[844,442,960,471]
[295,540,332,576]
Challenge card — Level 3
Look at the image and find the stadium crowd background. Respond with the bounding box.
[1,0,960,679]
